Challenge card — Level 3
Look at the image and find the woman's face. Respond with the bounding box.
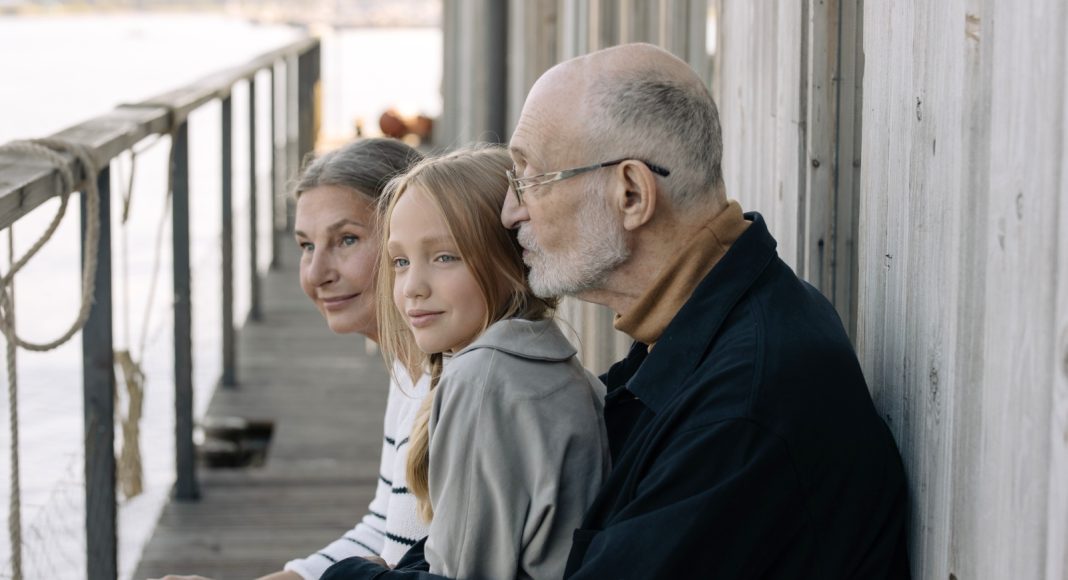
[387,186,488,354]
[295,185,380,339]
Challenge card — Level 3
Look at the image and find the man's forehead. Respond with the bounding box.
[511,77,588,165]
[509,113,554,167]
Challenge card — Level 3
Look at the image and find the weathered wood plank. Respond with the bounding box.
[973,2,1061,576]
[801,0,837,294]
[947,3,993,577]
[0,106,168,229]
[857,1,966,577]
[137,37,320,126]
[1047,21,1068,579]
[833,0,863,339]
[718,1,803,268]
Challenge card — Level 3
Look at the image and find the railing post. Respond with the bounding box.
[286,55,299,234]
[172,121,199,501]
[222,95,237,387]
[297,40,320,174]
[269,64,282,269]
[248,77,262,321]
[82,164,116,580]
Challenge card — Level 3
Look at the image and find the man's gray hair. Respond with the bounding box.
[587,72,723,207]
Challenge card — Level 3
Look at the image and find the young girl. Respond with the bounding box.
[374,146,610,578]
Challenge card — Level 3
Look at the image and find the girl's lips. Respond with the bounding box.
[321,293,359,311]
[407,311,444,328]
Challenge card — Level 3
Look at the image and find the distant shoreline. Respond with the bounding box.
[0,4,441,28]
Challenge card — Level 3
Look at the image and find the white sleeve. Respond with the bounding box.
[283,379,405,579]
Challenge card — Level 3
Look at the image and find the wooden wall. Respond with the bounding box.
[717,0,861,336]
[718,0,1068,577]
[858,1,1068,577]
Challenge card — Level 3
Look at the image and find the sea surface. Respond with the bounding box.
[0,13,441,579]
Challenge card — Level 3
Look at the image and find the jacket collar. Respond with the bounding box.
[624,212,778,413]
[453,318,576,362]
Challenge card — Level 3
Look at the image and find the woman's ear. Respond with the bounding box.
[614,160,658,231]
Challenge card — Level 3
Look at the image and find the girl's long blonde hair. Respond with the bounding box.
[376,145,555,522]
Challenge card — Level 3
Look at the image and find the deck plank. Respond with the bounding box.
[133,256,390,580]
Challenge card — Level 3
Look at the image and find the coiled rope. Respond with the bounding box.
[0,138,102,580]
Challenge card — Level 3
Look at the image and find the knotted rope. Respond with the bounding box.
[0,138,102,580]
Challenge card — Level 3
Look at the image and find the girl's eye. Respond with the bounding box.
[435,254,461,263]
[340,235,359,247]
[392,257,410,269]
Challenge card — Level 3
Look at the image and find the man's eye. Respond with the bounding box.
[298,242,314,253]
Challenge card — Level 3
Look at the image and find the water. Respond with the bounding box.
[0,13,441,579]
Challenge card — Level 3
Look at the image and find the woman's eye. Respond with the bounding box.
[298,241,314,253]
[340,235,359,247]
[392,257,410,269]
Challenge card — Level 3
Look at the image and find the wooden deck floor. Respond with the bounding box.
[133,257,390,579]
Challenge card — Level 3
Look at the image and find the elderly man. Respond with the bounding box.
[325,43,910,579]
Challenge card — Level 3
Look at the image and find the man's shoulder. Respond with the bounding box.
[664,267,872,427]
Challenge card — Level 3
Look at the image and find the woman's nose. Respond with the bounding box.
[307,249,337,286]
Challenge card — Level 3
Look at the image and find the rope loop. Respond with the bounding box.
[0,138,102,351]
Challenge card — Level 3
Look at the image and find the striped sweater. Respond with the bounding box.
[284,366,430,578]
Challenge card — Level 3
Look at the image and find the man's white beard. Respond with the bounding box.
[518,193,630,298]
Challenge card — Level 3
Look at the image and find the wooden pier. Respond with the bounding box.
[133,257,390,579]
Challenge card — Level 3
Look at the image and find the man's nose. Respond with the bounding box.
[501,187,529,229]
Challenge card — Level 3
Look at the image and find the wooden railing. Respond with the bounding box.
[0,35,320,580]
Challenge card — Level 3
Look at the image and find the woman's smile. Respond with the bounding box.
[321,292,361,311]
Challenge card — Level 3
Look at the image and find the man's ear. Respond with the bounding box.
[614,160,658,231]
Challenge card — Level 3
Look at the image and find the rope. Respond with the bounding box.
[0,139,101,351]
[112,141,169,501]
[117,128,178,500]
[110,126,175,500]
[4,225,20,580]
[0,137,103,580]
[114,350,144,499]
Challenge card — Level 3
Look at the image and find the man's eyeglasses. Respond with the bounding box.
[506,158,671,205]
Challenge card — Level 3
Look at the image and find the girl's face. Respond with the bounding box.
[295,185,380,339]
[387,186,488,354]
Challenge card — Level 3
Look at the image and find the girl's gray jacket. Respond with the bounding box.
[424,318,610,580]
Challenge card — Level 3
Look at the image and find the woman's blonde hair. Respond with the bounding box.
[376,145,555,521]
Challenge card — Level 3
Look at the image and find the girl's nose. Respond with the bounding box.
[402,264,430,299]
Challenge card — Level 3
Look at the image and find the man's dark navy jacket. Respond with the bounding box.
[323,213,911,579]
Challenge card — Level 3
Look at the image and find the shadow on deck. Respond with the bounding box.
[133,258,389,579]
